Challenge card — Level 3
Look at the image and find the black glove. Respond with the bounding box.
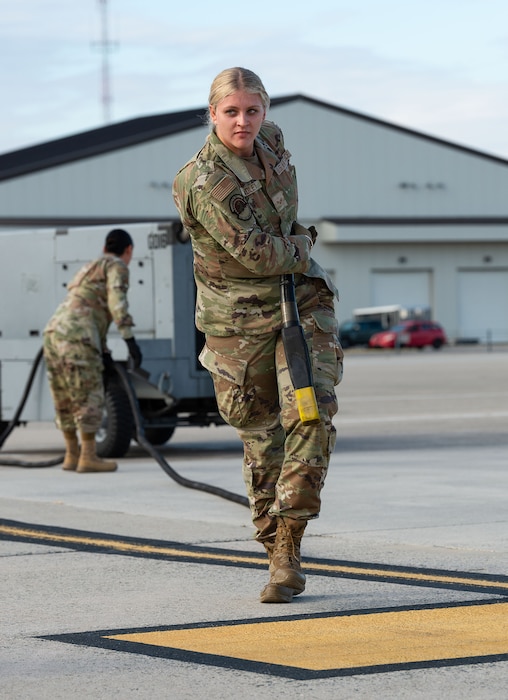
[125,337,143,369]
[308,225,318,244]
[102,351,115,372]
[291,221,318,246]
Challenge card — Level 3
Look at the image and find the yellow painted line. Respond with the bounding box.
[3,521,508,593]
[0,523,257,564]
[108,602,508,671]
[304,561,508,592]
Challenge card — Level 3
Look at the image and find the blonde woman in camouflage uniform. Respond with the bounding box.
[43,229,142,473]
[173,68,343,603]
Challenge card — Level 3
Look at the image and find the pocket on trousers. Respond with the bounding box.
[198,344,248,385]
[311,311,344,385]
[312,310,339,336]
[198,343,249,427]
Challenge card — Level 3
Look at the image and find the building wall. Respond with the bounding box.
[311,238,508,343]
[0,98,507,342]
[272,101,508,219]
[0,126,209,218]
[2,100,508,221]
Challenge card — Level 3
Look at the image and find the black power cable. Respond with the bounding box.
[0,349,249,509]
[0,348,63,468]
[113,362,248,508]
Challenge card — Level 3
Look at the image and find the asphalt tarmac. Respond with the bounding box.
[1,345,508,699]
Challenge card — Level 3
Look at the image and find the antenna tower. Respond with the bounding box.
[96,0,116,123]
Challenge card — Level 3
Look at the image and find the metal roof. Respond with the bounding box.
[1,94,508,182]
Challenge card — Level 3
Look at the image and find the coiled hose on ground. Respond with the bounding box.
[0,349,249,509]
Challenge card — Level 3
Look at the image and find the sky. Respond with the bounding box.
[1,0,508,158]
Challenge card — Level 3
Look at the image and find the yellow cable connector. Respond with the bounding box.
[294,386,320,425]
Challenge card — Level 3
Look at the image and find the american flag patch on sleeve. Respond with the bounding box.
[210,177,236,201]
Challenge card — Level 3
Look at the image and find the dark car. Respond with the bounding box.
[339,319,384,348]
[368,320,447,350]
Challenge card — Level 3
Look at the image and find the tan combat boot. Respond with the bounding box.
[260,517,307,603]
[77,432,117,473]
[62,430,80,471]
[263,539,275,564]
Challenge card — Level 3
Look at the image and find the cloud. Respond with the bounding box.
[1,0,508,159]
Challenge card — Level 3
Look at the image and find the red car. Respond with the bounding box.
[368,320,447,350]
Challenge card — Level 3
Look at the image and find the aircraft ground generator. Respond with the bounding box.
[0,221,223,457]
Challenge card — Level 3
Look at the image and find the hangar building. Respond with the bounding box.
[1,95,507,343]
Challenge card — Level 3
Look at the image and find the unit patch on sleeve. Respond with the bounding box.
[229,194,253,221]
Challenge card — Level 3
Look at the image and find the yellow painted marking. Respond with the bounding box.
[3,522,508,592]
[108,602,508,671]
[0,523,256,563]
[305,561,508,591]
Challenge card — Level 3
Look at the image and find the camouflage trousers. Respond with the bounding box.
[43,333,105,434]
[199,298,343,543]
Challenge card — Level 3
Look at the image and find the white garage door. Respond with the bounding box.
[371,271,431,310]
[458,270,508,343]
